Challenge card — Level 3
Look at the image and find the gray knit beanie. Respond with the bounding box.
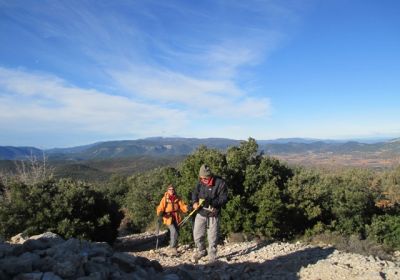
[199,164,212,178]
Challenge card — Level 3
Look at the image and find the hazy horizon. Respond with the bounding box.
[1,135,399,150]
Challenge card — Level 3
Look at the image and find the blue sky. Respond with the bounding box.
[0,0,399,148]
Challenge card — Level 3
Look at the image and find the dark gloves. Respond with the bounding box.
[203,198,211,208]
[211,199,219,208]
[202,198,219,208]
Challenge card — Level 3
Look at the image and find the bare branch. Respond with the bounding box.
[12,151,54,185]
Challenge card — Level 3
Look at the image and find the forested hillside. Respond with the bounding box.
[46,137,241,160]
[2,137,400,161]
[0,146,43,160]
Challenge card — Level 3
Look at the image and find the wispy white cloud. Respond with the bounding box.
[0,1,305,146]
[0,65,272,146]
[0,67,188,136]
[109,64,271,118]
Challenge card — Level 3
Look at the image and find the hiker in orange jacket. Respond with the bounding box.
[156,184,188,256]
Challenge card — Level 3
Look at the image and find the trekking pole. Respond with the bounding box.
[155,215,162,250]
[177,209,195,227]
[178,199,204,228]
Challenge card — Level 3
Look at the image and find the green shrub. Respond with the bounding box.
[220,195,251,234]
[287,168,333,235]
[225,138,260,196]
[367,214,400,251]
[329,169,377,236]
[304,221,328,238]
[0,179,122,243]
[100,174,130,208]
[243,156,294,238]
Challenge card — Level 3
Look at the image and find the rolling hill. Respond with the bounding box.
[45,137,241,160]
[2,137,400,177]
[2,137,400,161]
[0,146,43,160]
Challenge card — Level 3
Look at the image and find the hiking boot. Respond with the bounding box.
[167,247,178,256]
[191,250,206,262]
[208,252,217,263]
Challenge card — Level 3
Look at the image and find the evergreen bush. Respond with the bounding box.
[367,214,400,250]
[0,178,122,244]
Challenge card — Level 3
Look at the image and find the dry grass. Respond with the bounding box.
[308,232,393,260]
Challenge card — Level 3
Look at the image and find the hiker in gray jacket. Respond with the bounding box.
[192,164,228,262]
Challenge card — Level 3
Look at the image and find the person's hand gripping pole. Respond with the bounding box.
[178,198,204,227]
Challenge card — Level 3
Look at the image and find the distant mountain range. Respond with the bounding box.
[0,146,44,160]
[1,137,400,161]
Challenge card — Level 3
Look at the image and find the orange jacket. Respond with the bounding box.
[156,192,188,225]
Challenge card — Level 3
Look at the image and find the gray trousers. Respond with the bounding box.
[193,213,219,256]
[168,223,178,248]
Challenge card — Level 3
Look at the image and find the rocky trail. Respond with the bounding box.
[115,231,400,280]
[1,231,400,279]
